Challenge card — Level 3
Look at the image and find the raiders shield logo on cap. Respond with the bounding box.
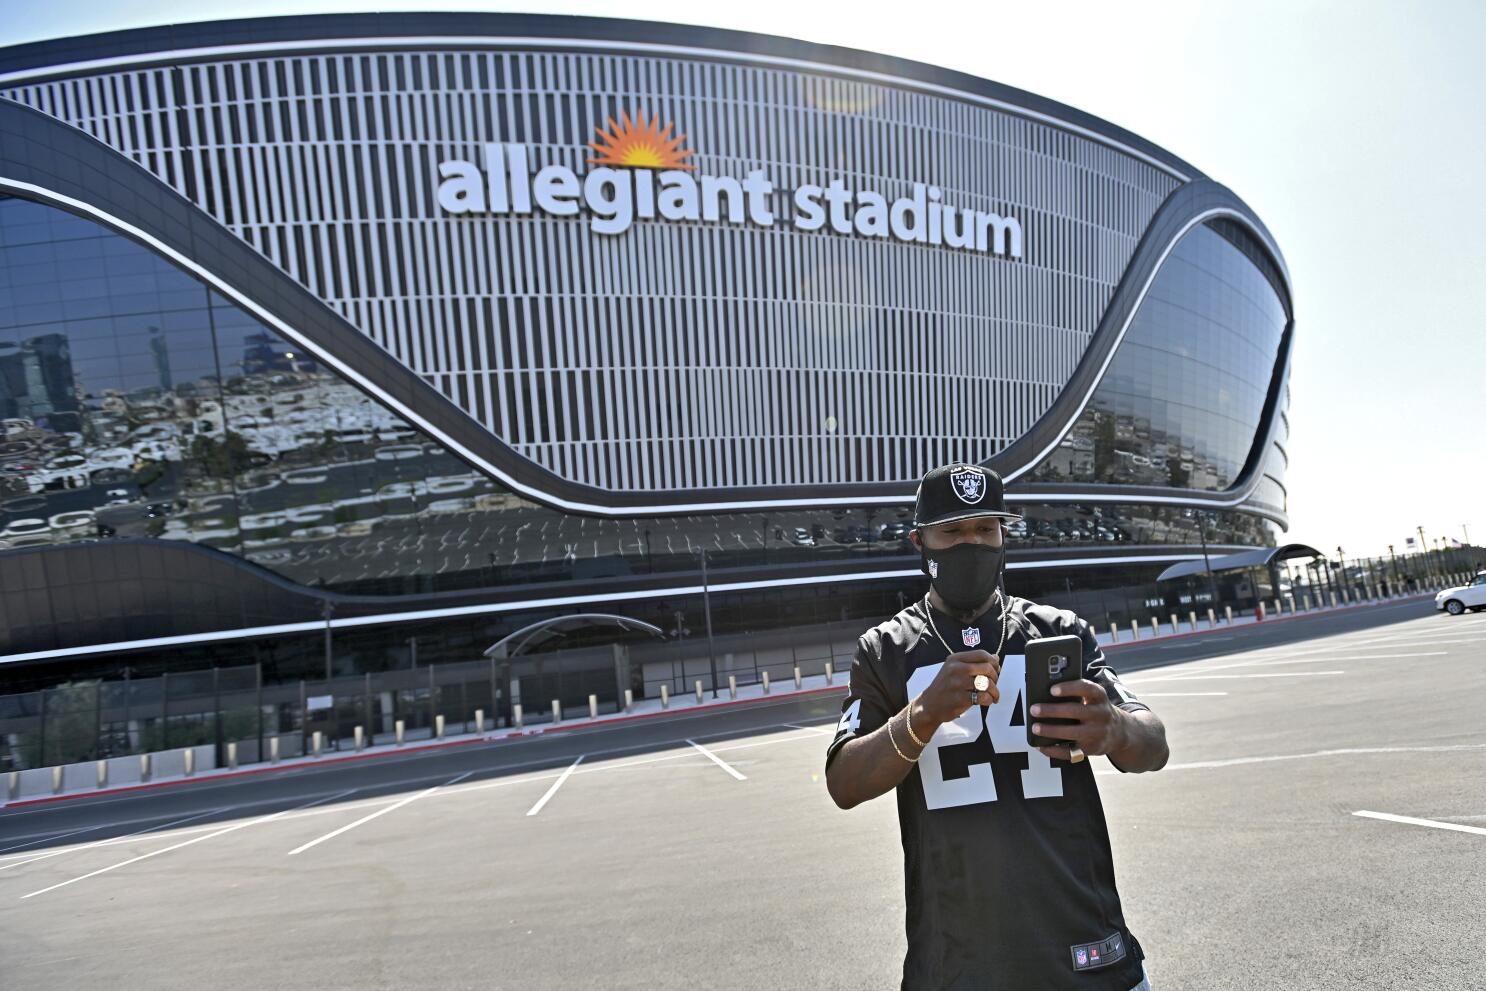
[951,467,986,504]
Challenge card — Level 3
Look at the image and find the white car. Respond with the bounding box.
[1435,574,1486,615]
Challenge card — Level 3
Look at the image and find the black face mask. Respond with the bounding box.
[921,541,1005,614]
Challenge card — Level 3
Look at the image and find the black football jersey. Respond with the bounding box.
[826,595,1151,991]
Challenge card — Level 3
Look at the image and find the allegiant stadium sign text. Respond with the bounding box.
[436,143,1025,259]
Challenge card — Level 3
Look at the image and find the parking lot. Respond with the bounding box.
[1,598,1482,990]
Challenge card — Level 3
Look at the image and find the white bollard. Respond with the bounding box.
[728,676,737,700]
[825,661,834,686]
[1330,592,1338,608]
[1169,614,1179,636]
[695,681,704,704]
[1273,598,1283,616]
[141,753,153,781]
[794,666,802,689]
[762,671,771,694]
[395,719,406,745]
[1150,617,1160,638]
[551,700,562,724]
[589,694,599,719]
[659,686,669,710]
[228,741,238,769]
[513,704,524,729]
[1109,622,1120,644]
[6,770,18,802]
[1207,607,1216,629]
[1224,605,1233,624]
[436,714,446,739]
[1189,611,1198,633]
[354,726,364,752]
[96,760,107,789]
[52,766,63,794]
[268,738,279,764]
[623,689,633,712]
[185,749,196,776]
[1131,619,1140,642]
[311,732,322,758]
[475,708,485,734]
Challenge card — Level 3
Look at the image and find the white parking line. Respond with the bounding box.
[687,739,747,781]
[1130,670,1345,683]
[526,755,584,817]
[783,722,835,735]
[0,807,228,873]
[0,824,101,855]
[1353,810,1486,837]
[1140,692,1230,697]
[1184,652,1445,675]
[22,791,352,899]
[288,778,462,856]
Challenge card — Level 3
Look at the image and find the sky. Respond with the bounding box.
[3,0,1483,564]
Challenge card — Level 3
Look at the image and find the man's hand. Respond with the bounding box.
[1029,678,1126,761]
[918,650,1002,727]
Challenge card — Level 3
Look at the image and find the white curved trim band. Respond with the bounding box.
[0,35,1190,183]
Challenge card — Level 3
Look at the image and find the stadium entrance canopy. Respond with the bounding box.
[1156,544,1325,584]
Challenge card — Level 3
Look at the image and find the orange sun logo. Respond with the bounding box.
[587,110,695,171]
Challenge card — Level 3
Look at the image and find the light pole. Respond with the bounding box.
[1198,510,1219,609]
[321,599,334,682]
[699,547,719,699]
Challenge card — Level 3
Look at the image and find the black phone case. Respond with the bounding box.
[1023,634,1085,749]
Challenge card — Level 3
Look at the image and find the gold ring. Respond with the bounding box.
[973,674,991,692]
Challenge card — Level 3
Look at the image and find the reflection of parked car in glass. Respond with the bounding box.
[791,527,815,546]
[1435,574,1486,615]
[146,502,173,518]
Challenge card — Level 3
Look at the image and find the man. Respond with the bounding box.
[825,463,1169,991]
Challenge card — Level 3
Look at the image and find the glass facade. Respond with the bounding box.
[0,195,1281,607]
[1030,221,1288,492]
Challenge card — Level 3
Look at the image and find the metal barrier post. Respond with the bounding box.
[227,741,238,769]
[311,732,322,758]
[475,708,485,733]
[1169,613,1179,636]
[623,689,634,712]
[825,661,834,685]
[1150,617,1159,638]
[588,695,599,719]
[694,681,703,704]
[96,760,107,789]
[1224,605,1233,624]
[762,671,771,694]
[1207,607,1216,629]
[185,749,196,776]
[1109,623,1120,644]
[794,666,802,689]
[269,738,279,764]
[52,766,63,794]
[1131,619,1140,642]
[513,704,524,728]
[728,676,737,700]
[395,720,405,746]
[436,714,446,739]
[659,686,669,710]
[354,726,364,752]
[141,753,152,781]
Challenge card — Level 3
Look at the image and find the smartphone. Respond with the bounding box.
[1023,634,1085,749]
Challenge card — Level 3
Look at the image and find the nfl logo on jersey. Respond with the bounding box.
[1076,949,1089,967]
[961,627,981,647]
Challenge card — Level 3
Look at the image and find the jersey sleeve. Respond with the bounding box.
[824,632,895,774]
[1065,612,1148,714]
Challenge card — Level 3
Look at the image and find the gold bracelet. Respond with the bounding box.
[887,715,918,764]
[903,701,928,749]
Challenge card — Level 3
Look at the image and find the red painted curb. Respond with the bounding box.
[4,597,1432,810]
[2,685,847,809]
[1101,593,1434,651]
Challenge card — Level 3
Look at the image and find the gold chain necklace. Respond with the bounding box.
[924,589,1010,659]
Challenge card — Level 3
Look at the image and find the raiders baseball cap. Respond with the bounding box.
[913,463,1022,527]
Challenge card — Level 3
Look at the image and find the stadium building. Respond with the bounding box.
[0,14,1293,709]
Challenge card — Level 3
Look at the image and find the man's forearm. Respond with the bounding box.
[1105,708,1168,773]
[827,702,934,809]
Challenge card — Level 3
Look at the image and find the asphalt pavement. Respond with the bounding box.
[1,596,1480,990]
